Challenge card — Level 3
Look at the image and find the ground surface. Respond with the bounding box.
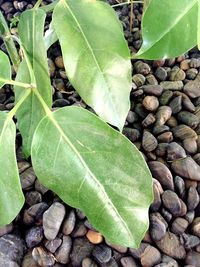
[1,0,200,266]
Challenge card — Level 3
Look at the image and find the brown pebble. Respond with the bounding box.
[171,217,188,234]
[151,179,163,211]
[167,142,186,161]
[185,251,200,267]
[142,96,159,111]
[191,217,200,237]
[32,247,55,267]
[183,138,197,154]
[180,59,190,70]
[157,132,173,143]
[142,131,158,152]
[187,186,199,210]
[55,56,64,69]
[86,230,103,244]
[184,74,200,98]
[155,106,172,126]
[141,245,161,267]
[162,190,182,216]
[172,125,197,140]
[142,113,156,128]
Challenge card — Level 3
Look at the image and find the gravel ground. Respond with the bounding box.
[1,1,200,266]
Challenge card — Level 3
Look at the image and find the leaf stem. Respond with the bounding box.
[34,88,52,117]
[34,0,43,9]
[112,1,143,7]
[0,78,34,88]
[8,89,31,119]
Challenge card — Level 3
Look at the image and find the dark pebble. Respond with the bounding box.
[171,217,188,234]
[177,111,199,129]
[92,245,112,264]
[185,251,200,267]
[141,85,163,96]
[159,90,173,105]
[149,212,167,241]
[172,125,197,140]
[169,96,182,114]
[44,237,62,254]
[142,131,158,152]
[184,74,200,98]
[167,142,186,161]
[25,226,44,248]
[162,190,183,216]
[32,247,55,267]
[23,202,49,225]
[55,236,72,264]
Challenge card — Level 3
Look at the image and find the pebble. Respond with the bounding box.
[55,56,64,69]
[32,247,55,267]
[22,251,40,267]
[148,161,174,190]
[126,111,138,124]
[141,85,163,96]
[180,59,190,70]
[71,222,87,238]
[23,202,49,225]
[177,111,199,129]
[171,217,188,234]
[17,161,31,174]
[156,143,168,157]
[20,167,36,190]
[123,128,140,142]
[43,202,66,240]
[151,179,163,211]
[142,113,156,128]
[171,157,200,181]
[186,68,198,80]
[155,106,172,126]
[149,212,167,241]
[82,257,98,267]
[92,245,112,264]
[155,232,186,259]
[174,176,185,199]
[105,241,127,254]
[140,245,161,267]
[146,74,159,85]
[167,142,186,161]
[183,138,197,154]
[184,75,200,98]
[0,223,13,236]
[86,230,103,244]
[55,236,72,264]
[134,61,151,75]
[157,132,173,143]
[162,190,183,216]
[191,217,200,237]
[44,237,62,254]
[160,81,183,90]
[153,125,170,135]
[35,179,49,195]
[142,96,159,111]
[62,210,76,235]
[53,78,65,91]
[187,186,200,210]
[142,131,158,152]
[169,68,186,81]
[25,191,42,206]
[48,58,56,77]
[71,238,94,266]
[185,251,200,267]
[169,96,182,114]
[159,91,173,105]
[172,125,197,140]
[155,67,167,81]
[120,256,138,267]
[25,226,44,248]
[190,58,200,68]
[181,233,200,249]
[132,74,146,86]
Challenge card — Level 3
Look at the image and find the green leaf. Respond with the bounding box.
[32,106,153,248]
[0,51,11,88]
[15,9,52,157]
[0,112,24,226]
[198,0,200,50]
[143,0,151,11]
[135,0,198,59]
[52,0,132,131]
[44,22,58,50]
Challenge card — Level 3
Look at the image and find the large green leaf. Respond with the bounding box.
[135,0,198,59]
[0,51,11,88]
[0,112,24,226]
[52,0,132,131]
[32,106,153,248]
[15,9,52,157]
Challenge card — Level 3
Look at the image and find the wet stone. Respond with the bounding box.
[159,90,173,105]
[155,67,168,81]
[32,247,55,267]
[142,96,159,111]
[142,131,158,152]
[23,202,49,225]
[187,186,199,210]
[177,111,199,129]
[149,212,167,241]
[171,217,188,234]
[167,142,186,161]
[148,161,174,190]
[155,232,186,259]
[25,226,44,248]
[92,245,112,264]
[70,238,94,267]
[171,157,200,181]
[43,202,66,240]
[0,234,25,264]
[169,96,182,114]
[162,190,182,216]
[184,74,200,98]
[160,81,183,90]
[44,237,62,254]
[62,210,76,235]
[172,125,197,140]
[55,236,72,264]
[140,85,163,96]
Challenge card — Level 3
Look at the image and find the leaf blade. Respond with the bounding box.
[32,106,153,248]
[15,9,52,157]
[0,112,24,226]
[135,0,198,59]
[53,0,132,130]
[0,51,11,88]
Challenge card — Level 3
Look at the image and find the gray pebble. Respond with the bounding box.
[55,236,72,264]
[44,237,62,254]
[62,210,76,235]
[25,226,44,248]
[160,81,183,90]
[92,245,112,264]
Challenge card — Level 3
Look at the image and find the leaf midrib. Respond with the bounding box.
[45,109,134,243]
[60,0,121,127]
[139,0,197,55]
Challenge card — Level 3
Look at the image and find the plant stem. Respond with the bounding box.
[112,1,143,7]
[34,88,52,117]
[8,89,31,119]
[0,78,34,88]
[34,0,43,9]
[0,12,20,71]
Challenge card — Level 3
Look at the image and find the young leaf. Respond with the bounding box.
[15,8,52,157]
[44,22,58,50]
[32,106,153,248]
[0,112,24,226]
[135,0,198,59]
[0,51,11,88]
[52,0,132,131]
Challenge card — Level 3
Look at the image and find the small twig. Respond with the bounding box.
[129,0,134,32]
